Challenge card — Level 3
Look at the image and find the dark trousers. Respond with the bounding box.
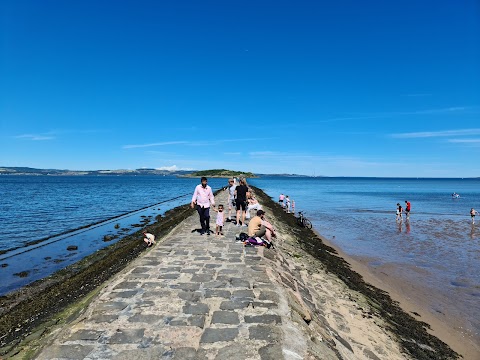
[196,205,211,233]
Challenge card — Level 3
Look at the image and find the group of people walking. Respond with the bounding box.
[190,176,265,236]
[278,193,294,214]
[396,200,411,221]
[396,199,478,225]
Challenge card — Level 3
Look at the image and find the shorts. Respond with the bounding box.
[254,225,266,238]
[236,201,246,211]
[229,198,236,208]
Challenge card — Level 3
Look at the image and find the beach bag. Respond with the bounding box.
[236,232,249,241]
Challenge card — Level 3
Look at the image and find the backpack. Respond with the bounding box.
[236,232,249,241]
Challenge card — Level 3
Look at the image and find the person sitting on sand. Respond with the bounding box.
[143,231,156,247]
[248,210,276,243]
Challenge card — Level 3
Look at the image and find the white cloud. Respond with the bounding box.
[123,141,188,149]
[14,134,55,141]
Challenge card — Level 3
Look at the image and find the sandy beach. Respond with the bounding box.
[345,254,480,360]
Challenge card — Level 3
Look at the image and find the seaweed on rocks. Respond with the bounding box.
[251,186,459,360]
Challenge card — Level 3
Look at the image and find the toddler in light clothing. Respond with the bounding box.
[214,204,225,235]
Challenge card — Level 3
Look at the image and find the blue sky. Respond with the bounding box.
[1,1,479,177]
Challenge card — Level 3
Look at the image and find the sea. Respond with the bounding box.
[0,175,479,340]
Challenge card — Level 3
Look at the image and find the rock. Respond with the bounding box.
[103,235,114,242]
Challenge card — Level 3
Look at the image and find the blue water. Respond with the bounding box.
[0,176,227,294]
[249,177,480,339]
[1,176,479,341]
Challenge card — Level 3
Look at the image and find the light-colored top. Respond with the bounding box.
[279,194,285,201]
[144,233,155,242]
[216,211,224,226]
[228,184,236,201]
[192,184,215,208]
[248,216,263,237]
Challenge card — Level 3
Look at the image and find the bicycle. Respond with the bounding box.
[296,211,312,229]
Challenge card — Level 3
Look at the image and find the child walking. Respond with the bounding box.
[214,204,225,235]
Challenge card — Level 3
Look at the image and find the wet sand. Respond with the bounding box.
[345,254,480,360]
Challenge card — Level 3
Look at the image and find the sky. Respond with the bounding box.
[1,1,479,177]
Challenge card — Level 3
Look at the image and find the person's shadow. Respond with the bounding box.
[191,228,204,234]
[470,224,476,240]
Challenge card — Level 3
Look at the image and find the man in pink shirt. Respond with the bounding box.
[191,177,215,235]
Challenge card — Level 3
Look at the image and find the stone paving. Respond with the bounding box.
[34,189,406,360]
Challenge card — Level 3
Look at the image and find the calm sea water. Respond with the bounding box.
[249,177,480,338]
[1,175,479,338]
[0,176,227,294]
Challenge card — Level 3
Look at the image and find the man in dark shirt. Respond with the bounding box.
[234,178,249,226]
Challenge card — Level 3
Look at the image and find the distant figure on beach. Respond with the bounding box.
[248,210,277,243]
[143,231,156,247]
[191,177,215,235]
[234,178,249,226]
[285,195,291,213]
[291,199,295,214]
[279,193,285,208]
[227,178,236,221]
[471,208,479,224]
[212,204,225,235]
[396,203,403,221]
[405,200,411,219]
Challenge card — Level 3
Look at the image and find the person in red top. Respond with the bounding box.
[405,200,411,219]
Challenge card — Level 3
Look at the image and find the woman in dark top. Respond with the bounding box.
[234,178,249,226]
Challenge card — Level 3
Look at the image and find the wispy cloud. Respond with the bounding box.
[391,129,480,139]
[123,141,189,149]
[317,106,471,124]
[403,93,432,97]
[447,138,480,143]
[14,134,55,141]
[124,138,275,149]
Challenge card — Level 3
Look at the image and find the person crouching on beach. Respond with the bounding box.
[143,231,156,247]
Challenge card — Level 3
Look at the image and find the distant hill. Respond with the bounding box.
[0,167,195,176]
[0,167,311,177]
